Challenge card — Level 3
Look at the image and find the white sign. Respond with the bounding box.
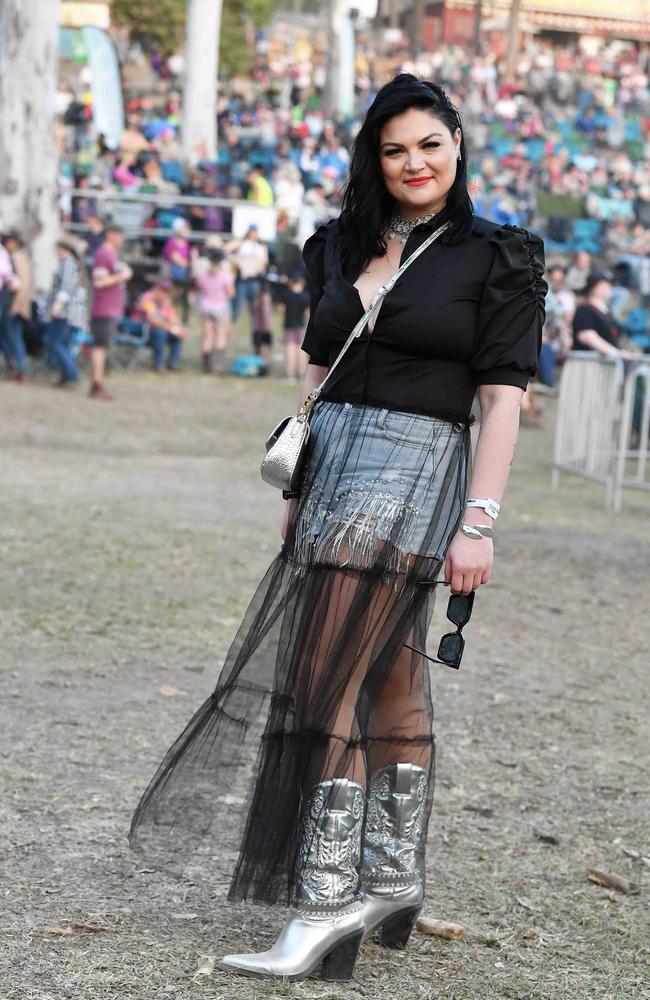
[347,0,378,18]
[232,204,278,242]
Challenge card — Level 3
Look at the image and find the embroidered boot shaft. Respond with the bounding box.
[298,777,365,910]
[219,778,366,981]
[361,763,429,948]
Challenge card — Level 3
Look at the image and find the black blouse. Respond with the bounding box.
[572,303,616,350]
[301,209,547,424]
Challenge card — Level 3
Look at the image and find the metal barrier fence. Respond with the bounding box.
[613,359,650,512]
[551,352,650,510]
[62,186,280,243]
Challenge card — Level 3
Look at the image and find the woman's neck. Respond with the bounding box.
[394,198,447,221]
[588,295,609,313]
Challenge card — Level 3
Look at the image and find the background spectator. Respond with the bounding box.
[134,275,187,372]
[251,278,273,367]
[572,270,635,359]
[90,222,132,400]
[227,224,269,346]
[44,235,88,389]
[277,271,310,383]
[194,247,235,373]
[1,232,32,383]
[162,217,192,323]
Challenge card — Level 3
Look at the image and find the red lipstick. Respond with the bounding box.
[404,177,432,186]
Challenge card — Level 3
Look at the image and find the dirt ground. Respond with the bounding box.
[2,360,649,1000]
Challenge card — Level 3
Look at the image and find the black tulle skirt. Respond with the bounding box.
[129,401,470,905]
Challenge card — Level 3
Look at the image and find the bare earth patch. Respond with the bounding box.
[2,368,648,1000]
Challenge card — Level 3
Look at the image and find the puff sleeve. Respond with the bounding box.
[300,222,331,366]
[471,224,547,389]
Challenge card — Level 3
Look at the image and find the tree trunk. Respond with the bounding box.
[182,0,222,165]
[409,0,424,59]
[504,0,521,83]
[473,0,483,54]
[0,0,60,292]
[324,0,344,114]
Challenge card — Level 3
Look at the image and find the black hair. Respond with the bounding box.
[340,74,473,276]
[1,230,21,247]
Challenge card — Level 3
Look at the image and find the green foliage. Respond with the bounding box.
[219,0,273,78]
[219,4,249,78]
[111,0,273,75]
[111,0,186,55]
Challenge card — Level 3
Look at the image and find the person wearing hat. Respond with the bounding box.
[572,270,635,359]
[44,234,89,387]
[90,221,132,400]
[134,274,187,372]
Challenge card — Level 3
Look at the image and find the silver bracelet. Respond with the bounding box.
[465,498,500,520]
[461,522,494,540]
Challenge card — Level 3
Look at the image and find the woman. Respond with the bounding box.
[226,224,269,343]
[572,270,634,360]
[162,217,192,326]
[130,76,546,982]
[45,236,88,388]
[194,248,235,373]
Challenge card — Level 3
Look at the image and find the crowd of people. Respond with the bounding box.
[57,34,650,244]
[0,218,313,396]
[2,32,649,396]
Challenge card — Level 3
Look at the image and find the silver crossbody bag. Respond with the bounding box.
[260,221,450,498]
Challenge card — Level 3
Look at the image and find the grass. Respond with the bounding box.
[1,335,649,999]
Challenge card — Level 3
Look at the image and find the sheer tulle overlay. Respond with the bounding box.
[129,401,470,905]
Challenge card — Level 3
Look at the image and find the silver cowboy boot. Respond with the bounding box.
[360,762,429,948]
[219,778,366,981]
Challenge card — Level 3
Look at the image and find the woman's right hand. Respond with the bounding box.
[281,499,299,541]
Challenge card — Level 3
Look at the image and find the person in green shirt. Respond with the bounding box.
[246,166,274,206]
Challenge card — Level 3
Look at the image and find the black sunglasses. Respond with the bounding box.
[404,590,475,670]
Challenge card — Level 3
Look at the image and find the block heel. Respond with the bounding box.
[377,906,421,949]
[321,930,364,981]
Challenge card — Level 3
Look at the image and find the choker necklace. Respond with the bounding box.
[388,210,437,244]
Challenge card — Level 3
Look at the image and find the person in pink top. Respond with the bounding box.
[194,248,235,373]
[163,218,192,323]
[112,154,140,189]
[90,222,132,400]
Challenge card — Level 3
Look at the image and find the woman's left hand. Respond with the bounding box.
[444,532,493,595]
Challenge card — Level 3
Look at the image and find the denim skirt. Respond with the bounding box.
[292,401,470,580]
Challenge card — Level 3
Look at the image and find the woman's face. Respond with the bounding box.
[378,108,461,219]
[591,279,612,302]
